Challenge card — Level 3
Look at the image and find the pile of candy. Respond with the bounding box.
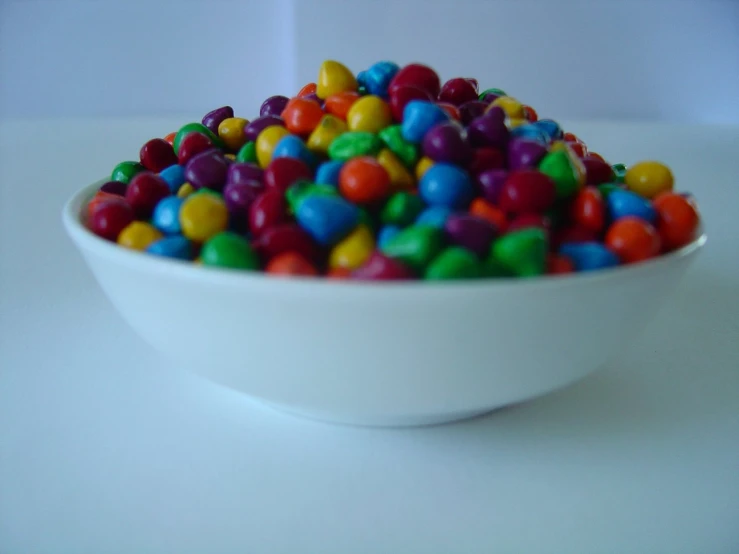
[87,60,701,280]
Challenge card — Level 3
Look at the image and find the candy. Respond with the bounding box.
[422,121,472,166]
[140,138,178,173]
[389,63,441,99]
[272,135,316,167]
[439,78,479,106]
[346,95,392,133]
[490,228,547,277]
[469,147,505,175]
[117,221,162,251]
[173,122,223,154]
[315,160,344,186]
[200,232,259,270]
[244,116,284,143]
[607,189,657,223]
[217,117,249,151]
[376,149,414,190]
[227,162,264,186]
[625,161,674,199]
[260,96,289,118]
[249,189,288,237]
[401,101,450,143]
[425,247,482,280]
[295,194,359,246]
[612,163,627,183]
[652,192,700,250]
[547,254,574,274]
[307,115,347,154]
[89,199,135,241]
[125,172,171,219]
[381,225,444,272]
[388,85,434,122]
[415,156,435,180]
[147,236,193,260]
[264,157,312,194]
[507,138,547,170]
[339,157,391,204]
[378,125,419,167]
[467,107,509,148]
[362,61,400,97]
[99,181,127,196]
[507,213,550,235]
[570,186,605,233]
[111,161,144,184]
[538,148,585,198]
[353,251,414,280]
[559,242,619,272]
[317,60,358,99]
[582,156,614,185]
[377,225,401,248]
[179,192,228,242]
[158,164,186,193]
[266,252,318,276]
[202,106,234,133]
[177,132,214,165]
[415,206,451,228]
[469,198,507,230]
[286,182,339,212]
[254,223,317,263]
[419,163,474,209]
[177,183,195,198]
[282,98,324,136]
[328,131,383,160]
[381,192,425,227]
[479,87,507,102]
[324,91,360,120]
[498,170,556,214]
[329,225,375,270]
[605,217,661,263]
[445,214,497,257]
[491,96,526,119]
[152,196,184,235]
[256,125,291,168]
[476,169,507,204]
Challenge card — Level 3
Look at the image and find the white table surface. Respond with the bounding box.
[1,118,737,554]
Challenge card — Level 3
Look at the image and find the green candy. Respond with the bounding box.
[482,256,515,278]
[200,232,259,270]
[490,228,547,277]
[597,182,621,199]
[236,141,257,163]
[286,182,338,213]
[111,161,144,184]
[357,207,377,234]
[328,132,382,161]
[378,125,419,168]
[380,192,425,227]
[612,163,627,183]
[381,225,445,272]
[538,150,582,198]
[173,122,224,154]
[479,87,507,99]
[425,247,482,280]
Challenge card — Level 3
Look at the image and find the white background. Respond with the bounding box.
[1,0,738,122]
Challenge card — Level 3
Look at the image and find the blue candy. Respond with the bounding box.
[377,225,401,248]
[560,242,619,272]
[534,119,563,141]
[510,123,548,144]
[401,101,450,143]
[152,196,184,235]
[296,195,360,246]
[272,135,317,167]
[419,163,474,209]
[356,70,367,88]
[607,189,657,223]
[146,235,193,260]
[315,160,344,186]
[363,61,400,97]
[158,164,186,193]
[415,206,452,228]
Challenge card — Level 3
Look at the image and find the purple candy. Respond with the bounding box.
[444,214,498,257]
[507,138,548,170]
[202,106,234,134]
[302,92,324,107]
[99,181,127,196]
[466,107,509,149]
[227,162,265,186]
[476,169,508,204]
[422,121,472,166]
[224,181,262,215]
[459,101,487,126]
[185,148,229,190]
[260,95,289,117]
[244,115,285,142]
[479,92,501,104]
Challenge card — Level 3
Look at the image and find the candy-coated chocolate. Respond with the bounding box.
[378,125,419,167]
[295,194,360,246]
[324,91,361,121]
[339,157,391,204]
[401,101,450,143]
[235,141,258,164]
[217,117,249,151]
[490,228,547,277]
[419,163,474,209]
[177,132,214,166]
[255,125,291,168]
[260,96,289,117]
[507,138,547,170]
[125,172,170,219]
[249,189,288,237]
[352,251,414,280]
[381,224,445,272]
[479,87,507,102]
[377,148,415,190]
[468,147,505,175]
[559,242,619,272]
[607,189,657,223]
[436,102,461,121]
[509,123,548,144]
[185,148,230,191]
[547,253,574,274]
[173,122,223,155]
[534,119,563,141]
[612,163,627,183]
[272,135,316,167]
[439,78,479,106]
[298,82,317,97]
[329,225,375,270]
[282,97,324,136]
[490,96,525,119]
[377,225,401,248]
[286,182,339,213]
[605,217,661,264]
[346,95,392,133]
[444,214,497,257]
[315,160,344,186]
[415,206,451,229]
[140,138,178,173]
[469,198,507,230]
[99,181,127,196]
[306,114,347,154]
[507,213,550,235]
[254,223,317,263]
[459,101,488,126]
[223,181,261,225]
[388,85,434,122]
[158,164,186,193]
[582,156,615,185]
[244,116,284,143]
[652,192,700,250]
[227,162,264,187]
[179,192,229,242]
[264,157,312,194]
[467,107,509,149]
[89,199,134,241]
[389,63,441,99]
[177,183,195,198]
[147,236,193,260]
[163,132,176,146]
[317,60,358,99]
[111,161,145,184]
[538,147,585,198]
[625,160,674,199]
[381,192,425,227]
[570,187,605,233]
[425,247,482,280]
[117,221,163,251]
[328,131,383,160]
[414,156,434,180]
[363,61,400,97]
[422,121,472,166]
[202,106,234,134]
[266,252,318,276]
[476,169,508,204]
[152,196,185,235]
[200,232,259,270]
[498,170,556,214]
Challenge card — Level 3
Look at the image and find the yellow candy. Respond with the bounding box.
[328,225,374,270]
[346,95,392,133]
[377,148,414,190]
[218,117,249,151]
[224,153,236,161]
[177,183,195,198]
[507,118,528,128]
[256,125,291,168]
[317,60,358,99]
[415,156,435,180]
[625,161,674,199]
[490,96,525,119]
[307,114,347,154]
[179,193,228,242]
[117,222,162,251]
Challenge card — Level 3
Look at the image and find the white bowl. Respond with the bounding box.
[63,180,706,427]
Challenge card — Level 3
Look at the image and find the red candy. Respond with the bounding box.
[388,63,441,99]
[438,78,479,106]
[248,189,288,237]
[297,83,317,97]
[87,190,125,218]
[507,213,550,235]
[352,251,414,280]
[139,138,178,173]
[436,102,461,121]
[124,172,170,219]
[389,85,433,122]
[652,192,700,250]
[553,225,599,248]
[523,105,538,122]
[566,140,588,158]
[498,170,556,214]
[89,199,134,241]
[254,223,318,263]
[570,186,605,233]
[468,148,505,176]
[547,253,575,274]
[266,252,318,276]
[582,156,614,185]
[605,217,661,263]
[264,157,313,194]
[177,132,213,166]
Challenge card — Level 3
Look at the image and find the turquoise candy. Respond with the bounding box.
[295,194,360,246]
[534,119,563,141]
[146,235,193,260]
[381,224,445,272]
[607,189,657,223]
[612,163,627,183]
[490,228,547,277]
[560,242,619,272]
[272,135,317,167]
[315,160,344,186]
[415,206,452,228]
[328,132,383,160]
[152,196,184,235]
[425,247,482,280]
[363,61,400,97]
[401,100,450,143]
[158,164,186,193]
[419,163,474,209]
[378,225,401,248]
[510,124,548,144]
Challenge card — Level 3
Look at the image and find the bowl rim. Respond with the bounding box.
[62,179,707,293]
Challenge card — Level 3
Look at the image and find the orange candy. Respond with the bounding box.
[324,91,360,121]
[297,82,317,97]
[523,105,538,122]
[437,102,461,121]
[163,132,176,146]
[281,97,325,136]
[469,198,507,231]
[605,217,661,263]
[652,192,700,250]
[339,157,391,204]
[266,252,318,276]
[87,191,124,218]
[570,186,605,232]
[547,254,574,274]
[326,267,352,279]
[566,140,588,158]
